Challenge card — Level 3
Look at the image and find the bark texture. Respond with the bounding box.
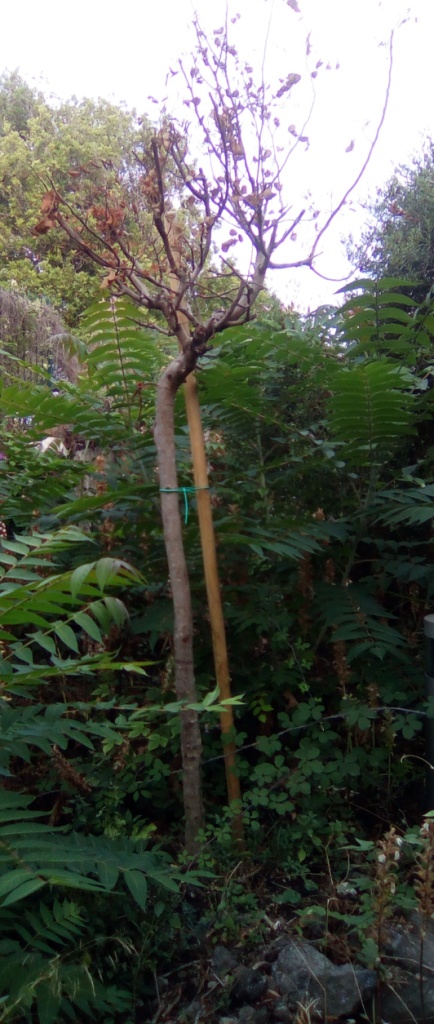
[153,346,203,853]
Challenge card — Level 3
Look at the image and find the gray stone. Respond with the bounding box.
[379,977,434,1024]
[379,913,434,1023]
[382,911,434,969]
[263,935,294,962]
[231,967,268,1007]
[184,997,203,1020]
[272,940,376,1018]
[237,1007,269,1024]
[272,1002,292,1022]
[212,944,239,979]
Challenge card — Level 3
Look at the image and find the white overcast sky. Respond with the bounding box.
[1,0,432,311]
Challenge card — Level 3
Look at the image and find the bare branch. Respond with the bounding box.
[274,208,306,248]
[308,30,394,268]
[309,265,354,284]
[34,12,394,348]
[55,212,117,270]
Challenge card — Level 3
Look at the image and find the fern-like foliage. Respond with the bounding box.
[0,512,204,1023]
[0,294,165,446]
[314,582,407,662]
[0,895,94,1024]
[199,321,338,438]
[333,277,426,362]
[373,483,434,527]
[0,789,180,908]
[0,787,198,1022]
[0,881,133,1023]
[0,702,120,774]
[0,527,145,697]
[216,519,340,562]
[328,360,417,461]
[0,378,128,444]
[82,297,165,425]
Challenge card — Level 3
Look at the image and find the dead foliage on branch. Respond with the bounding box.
[33,14,393,359]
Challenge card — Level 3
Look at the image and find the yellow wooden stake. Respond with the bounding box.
[166,223,244,843]
[183,372,244,842]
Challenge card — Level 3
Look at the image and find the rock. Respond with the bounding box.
[272,940,376,1018]
[379,912,434,1023]
[263,935,294,963]
[184,997,203,1020]
[237,1007,269,1024]
[212,944,239,979]
[231,967,268,1007]
[272,1002,292,1022]
[382,911,434,966]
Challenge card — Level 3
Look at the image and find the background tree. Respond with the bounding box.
[0,288,75,383]
[0,72,149,323]
[0,69,44,135]
[349,138,434,303]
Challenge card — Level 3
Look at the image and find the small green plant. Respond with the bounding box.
[198,862,264,947]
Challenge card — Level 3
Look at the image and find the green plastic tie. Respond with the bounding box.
[159,486,210,523]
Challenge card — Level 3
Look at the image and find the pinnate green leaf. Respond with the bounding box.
[73,611,102,643]
[70,562,94,598]
[53,623,79,652]
[124,869,148,910]
[2,876,46,906]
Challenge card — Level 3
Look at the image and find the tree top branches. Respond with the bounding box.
[33,13,393,357]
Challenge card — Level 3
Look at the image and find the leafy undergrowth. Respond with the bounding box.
[2,279,434,1021]
[137,812,434,1023]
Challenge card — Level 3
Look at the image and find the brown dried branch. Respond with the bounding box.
[55,212,118,271]
[34,14,394,337]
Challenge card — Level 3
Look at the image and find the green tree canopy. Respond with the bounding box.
[0,72,149,323]
[0,69,44,136]
[349,139,434,303]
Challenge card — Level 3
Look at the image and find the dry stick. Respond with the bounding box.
[167,221,244,846]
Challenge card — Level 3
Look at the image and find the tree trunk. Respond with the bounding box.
[153,349,203,853]
[166,251,243,843]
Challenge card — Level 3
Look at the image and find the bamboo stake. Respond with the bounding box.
[183,372,244,838]
[166,228,244,843]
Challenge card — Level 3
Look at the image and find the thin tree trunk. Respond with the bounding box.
[154,350,203,853]
[166,249,244,843]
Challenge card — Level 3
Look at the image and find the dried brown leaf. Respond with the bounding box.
[32,215,57,235]
[101,269,118,289]
[40,190,58,215]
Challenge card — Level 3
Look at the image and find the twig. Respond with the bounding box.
[151,983,183,1023]
[309,30,395,267]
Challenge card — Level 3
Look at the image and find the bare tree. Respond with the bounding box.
[33,14,393,852]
